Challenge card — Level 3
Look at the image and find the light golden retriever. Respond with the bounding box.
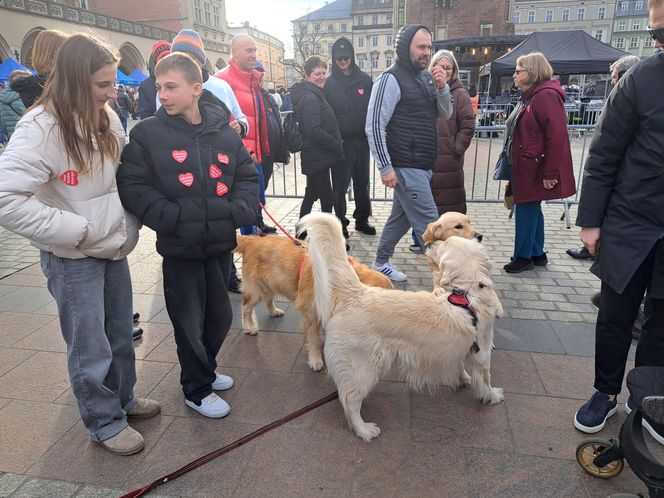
[297,213,503,441]
[233,235,393,371]
[423,212,483,290]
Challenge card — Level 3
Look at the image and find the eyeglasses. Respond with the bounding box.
[335,56,351,62]
[513,69,528,75]
[646,26,664,44]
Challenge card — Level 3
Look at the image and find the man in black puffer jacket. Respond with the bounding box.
[324,37,375,237]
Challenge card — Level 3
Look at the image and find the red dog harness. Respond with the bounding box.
[447,288,480,353]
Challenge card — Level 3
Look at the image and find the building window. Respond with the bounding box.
[204,1,211,26]
[527,10,535,23]
[598,6,606,19]
[371,55,378,69]
[635,0,644,9]
[386,34,393,45]
[594,29,603,41]
[615,37,625,49]
[562,8,570,21]
[577,7,585,20]
[372,36,378,47]
[372,15,378,25]
[314,24,320,33]
[213,5,220,28]
[358,37,364,48]
[359,59,365,70]
[194,0,202,23]
[79,0,89,9]
[645,36,653,47]
[314,44,321,54]
[328,24,334,32]
[630,37,639,48]
[513,11,521,24]
[618,21,626,31]
[357,15,364,26]
[633,20,641,30]
[386,54,392,66]
[328,43,333,53]
[620,2,628,11]
[341,24,347,32]
[386,13,393,24]
[545,9,553,22]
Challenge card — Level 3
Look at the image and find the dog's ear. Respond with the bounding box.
[422,223,437,246]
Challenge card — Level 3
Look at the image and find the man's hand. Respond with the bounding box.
[381,171,398,189]
[250,152,258,164]
[580,227,601,256]
[230,120,242,135]
[543,178,558,190]
[431,66,446,90]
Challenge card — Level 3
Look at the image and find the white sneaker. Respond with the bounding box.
[185,393,230,418]
[372,261,407,282]
[212,372,234,391]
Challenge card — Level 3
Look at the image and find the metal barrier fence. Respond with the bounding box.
[269,103,600,207]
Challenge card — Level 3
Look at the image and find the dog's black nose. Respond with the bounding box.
[476,233,483,242]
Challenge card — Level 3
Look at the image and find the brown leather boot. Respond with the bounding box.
[99,426,144,455]
[127,398,161,419]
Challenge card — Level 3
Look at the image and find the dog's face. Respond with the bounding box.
[422,212,483,246]
[434,237,502,318]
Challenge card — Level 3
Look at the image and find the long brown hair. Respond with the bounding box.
[31,29,69,78]
[36,33,120,174]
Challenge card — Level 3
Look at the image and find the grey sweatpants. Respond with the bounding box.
[375,168,438,264]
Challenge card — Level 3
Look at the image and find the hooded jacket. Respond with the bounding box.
[0,105,139,260]
[510,79,576,204]
[10,73,45,108]
[323,37,373,140]
[117,100,260,259]
[290,80,344,176]
[0,88,26,137]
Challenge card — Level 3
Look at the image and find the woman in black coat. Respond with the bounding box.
[290,56,344,222]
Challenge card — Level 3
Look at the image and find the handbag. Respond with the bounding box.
[493,149,512,181]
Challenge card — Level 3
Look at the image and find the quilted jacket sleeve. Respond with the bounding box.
[229,141,260,228]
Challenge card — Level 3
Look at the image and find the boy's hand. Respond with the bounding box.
[229,120,241,135]
[250,153,258,164]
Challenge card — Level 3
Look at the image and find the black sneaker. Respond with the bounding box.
[503,258,534,273]
[229,278,242,294]
[566,246,594,260]
[258,223,277,234]
[642,396,664,425]
[626,395,664,446]
[132,326,143,341]
[133,312,140,323]
[408,244,423,254]
[574,391,617,433]
[355,222,376,236]
[532,253,548,266]
[342,226,350,239]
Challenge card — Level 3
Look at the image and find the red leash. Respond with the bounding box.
[120,391,338,498]
[259,202,301,244]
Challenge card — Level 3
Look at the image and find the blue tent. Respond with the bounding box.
[128,69,147,83]
[116,69,134,86]
[0,58,31,84]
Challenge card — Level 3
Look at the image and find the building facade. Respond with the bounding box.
[351,0,394,78]
[611,0,653,56]
[228,22,287,87]
[510,0,616,43]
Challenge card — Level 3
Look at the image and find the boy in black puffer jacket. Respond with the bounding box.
[117,53,259,419]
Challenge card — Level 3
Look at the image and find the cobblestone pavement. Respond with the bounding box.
[0,198,655,498]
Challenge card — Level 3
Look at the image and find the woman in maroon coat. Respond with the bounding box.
[503,52,576,273]
[430,50,476,214]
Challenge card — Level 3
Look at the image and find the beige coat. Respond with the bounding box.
[0,105,138,260]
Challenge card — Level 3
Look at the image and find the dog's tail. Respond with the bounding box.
[233,235,252,254]
[296,213,361,327]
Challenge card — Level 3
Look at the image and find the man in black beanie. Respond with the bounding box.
[365,24,452,281]
[324,37,376,237]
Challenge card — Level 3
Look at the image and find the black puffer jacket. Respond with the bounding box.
[10,73,45,108]
[262,89,290,163]
[138,76,157,119]
[290,80,344,175]
[323,37,373,140]
[117,100,260,259]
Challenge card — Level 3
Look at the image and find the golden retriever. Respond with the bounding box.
[233,235,393,371]
[422,212,483,290]
[297,213,503,441]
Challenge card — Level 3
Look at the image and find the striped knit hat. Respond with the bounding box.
[171,29,206,66]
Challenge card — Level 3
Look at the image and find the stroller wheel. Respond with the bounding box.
[576,438,625,478]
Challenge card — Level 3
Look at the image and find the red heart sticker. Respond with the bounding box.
[60,170,79,186]
[217,153,229,164]
[178,172,194,187]
[209,164,223,179]
[216,182,228,197]
[172,150,188,163]
[358,88,365,95]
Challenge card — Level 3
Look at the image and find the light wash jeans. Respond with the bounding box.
[40,251,137,442]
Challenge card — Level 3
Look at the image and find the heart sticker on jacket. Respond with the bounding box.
[172,150,188,163]
[217,153,229,164]
[358,89,365,95]
[178,173,194,187]
[60,170,79,186]
[209,164,223,179]
[216,182,229,196]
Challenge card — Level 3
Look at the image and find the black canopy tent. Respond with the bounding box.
[480,30,629,97]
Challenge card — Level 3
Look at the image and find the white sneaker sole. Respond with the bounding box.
[185,399,230,418]
[573,405,617,434]
[372,266,407,282]
[212,378,234,391]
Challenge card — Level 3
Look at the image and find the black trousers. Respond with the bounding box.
[332,138,372,227]
[595,238,664,395]
[163,254,232,403]
[299,168,334,218]
[262,155,274,192]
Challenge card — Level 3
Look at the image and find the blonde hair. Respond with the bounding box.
[36,33,119,174]
[649,0,662,8]
[516,52,553,85]
[155,52,203,84]
[429,50,459,85]
[31,29,69,78]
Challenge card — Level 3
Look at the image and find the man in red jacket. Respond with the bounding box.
[215,34,274,234]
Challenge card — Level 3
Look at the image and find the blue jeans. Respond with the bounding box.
[513,201,545,260]
[40,252,136,442]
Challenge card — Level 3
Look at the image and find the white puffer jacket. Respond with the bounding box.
[0,105,139,260]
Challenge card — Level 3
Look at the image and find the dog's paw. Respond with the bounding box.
[308,357,325,372]
[243,328,258,336]
[460,370,472,387]
[270,307,285,317]
[488,387,504,404]
[355,422,381,442]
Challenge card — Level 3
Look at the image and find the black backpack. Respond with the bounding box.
[282,112,303,153]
